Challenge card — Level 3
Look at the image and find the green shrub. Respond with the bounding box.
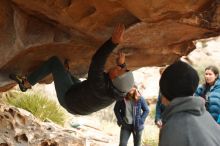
[4,92,66,126]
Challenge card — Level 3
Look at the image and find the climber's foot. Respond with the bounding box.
[9,74,29,92]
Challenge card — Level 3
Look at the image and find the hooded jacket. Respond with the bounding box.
[159,96,220,146]
[64,39,125,115]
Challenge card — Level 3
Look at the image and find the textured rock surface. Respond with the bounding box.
[0,104,117,146]
[0,0,220,91]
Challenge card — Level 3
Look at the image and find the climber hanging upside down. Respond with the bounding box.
[9,24,135,115]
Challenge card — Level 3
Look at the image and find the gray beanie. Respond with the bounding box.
[112,71,135,93]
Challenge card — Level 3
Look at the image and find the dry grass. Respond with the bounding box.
[142,123,159,146]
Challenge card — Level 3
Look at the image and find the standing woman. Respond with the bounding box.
[114,86,149,146]
[195,65,220,123]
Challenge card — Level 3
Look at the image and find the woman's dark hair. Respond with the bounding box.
[205,65,219,77]
[202,66,219,99]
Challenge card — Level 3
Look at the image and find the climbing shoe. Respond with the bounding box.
[9,74,28,92]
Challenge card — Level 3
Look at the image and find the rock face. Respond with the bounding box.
[0,104,117,146]
[0,0,220,91]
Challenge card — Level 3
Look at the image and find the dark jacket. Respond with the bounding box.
[155,92,166,123]
[159,96,220,146]
[194,77,220,122]
[114,97,149,131]
[64,39,125,115]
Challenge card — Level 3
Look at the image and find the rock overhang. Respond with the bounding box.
[0,0,220,91]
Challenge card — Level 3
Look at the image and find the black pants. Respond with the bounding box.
[27,56,81,107]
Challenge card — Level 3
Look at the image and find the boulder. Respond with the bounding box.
[0,0,220,91]
[0,103,117,146]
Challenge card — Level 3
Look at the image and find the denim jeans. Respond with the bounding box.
[27,56,81,108]
[119,126,143,146]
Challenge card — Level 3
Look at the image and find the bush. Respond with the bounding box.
[4,92,66,126]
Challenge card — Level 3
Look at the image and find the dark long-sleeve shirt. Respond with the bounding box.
[64,39,125,115]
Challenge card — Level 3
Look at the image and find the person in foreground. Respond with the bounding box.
[194,65,220,124]
[154,93,165,129]
[159,60,220,146]
[9,24,135,115]
[114,86,149,146]
[155,67,166,129]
